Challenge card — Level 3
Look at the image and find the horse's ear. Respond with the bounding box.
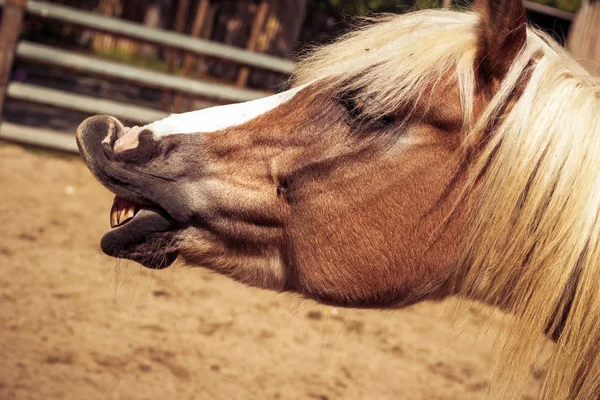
[474,0,527,83]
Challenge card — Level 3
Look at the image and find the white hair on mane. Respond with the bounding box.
[295,8,600,399]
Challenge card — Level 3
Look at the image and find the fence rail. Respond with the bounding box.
[7,82,169,123]
[16,42,268,103]
[0,0,294,153]
[524,1,575,20]
[0,122,79,152]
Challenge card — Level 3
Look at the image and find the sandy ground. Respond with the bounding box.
[0,143,547,400]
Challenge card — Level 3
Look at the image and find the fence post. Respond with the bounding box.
[236,0,270,88]
[172,0,211,113]
[0,0,26,121]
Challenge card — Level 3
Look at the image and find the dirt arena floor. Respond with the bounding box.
[0,142,550,400]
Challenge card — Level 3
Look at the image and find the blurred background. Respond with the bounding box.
[0,1,596,399]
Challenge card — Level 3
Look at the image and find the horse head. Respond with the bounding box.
[77,0,600,397]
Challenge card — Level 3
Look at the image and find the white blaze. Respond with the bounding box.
[148,84,308,137]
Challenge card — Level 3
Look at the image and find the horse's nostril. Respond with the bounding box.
[102,118,119,148]
[114,126,145,152]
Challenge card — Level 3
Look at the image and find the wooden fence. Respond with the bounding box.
[0,0,295,153]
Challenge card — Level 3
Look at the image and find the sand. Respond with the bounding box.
[0,143,546,400]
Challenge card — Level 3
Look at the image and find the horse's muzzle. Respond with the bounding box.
[76,115,182,269]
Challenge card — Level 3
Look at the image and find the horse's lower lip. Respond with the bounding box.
[100,206,178,269]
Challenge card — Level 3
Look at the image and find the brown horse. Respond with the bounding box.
[76,0,600,398]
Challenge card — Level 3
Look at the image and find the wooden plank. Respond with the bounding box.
[6,82,169,122]
[236,0,270,88]
[172,0,211,113]
[0,0,295,74]
[0,0,26,118]
[16,41,269,103]
[524,1,575,21]
[162,0,190,110]
[0,122,79,153]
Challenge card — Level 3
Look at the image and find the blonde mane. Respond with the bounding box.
[295,9,600,399]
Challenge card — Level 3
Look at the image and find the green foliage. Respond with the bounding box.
[527,0,581,12]
[301,0,414,47]
[335,0,413,14]
[93,48,170,72]
[309,0,414,17]
[312,0,580,15]
[414,0,440,9]
[552,0,581,12]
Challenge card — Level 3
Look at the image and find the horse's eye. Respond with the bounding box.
[338,91,395,130]
[338,91,362,121]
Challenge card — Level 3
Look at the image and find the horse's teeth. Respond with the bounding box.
[110,202,119,228]
[120,207,136,224]
[110,203,136,228]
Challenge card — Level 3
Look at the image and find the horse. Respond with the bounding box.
[75,0,600,398]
